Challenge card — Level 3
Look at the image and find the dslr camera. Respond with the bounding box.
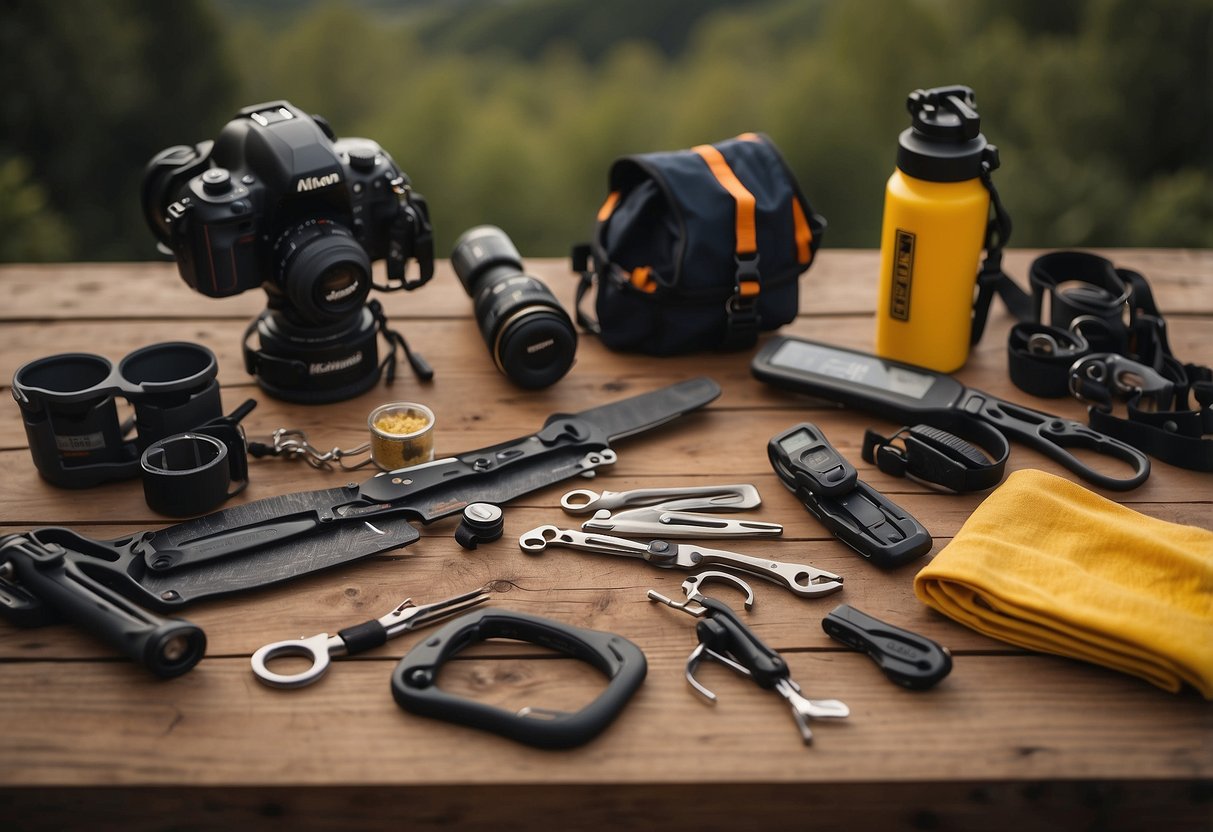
[142,100,434,403]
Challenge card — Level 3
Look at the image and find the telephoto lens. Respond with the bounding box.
[451,226,576,389]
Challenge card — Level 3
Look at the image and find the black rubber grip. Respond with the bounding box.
[338,619,388,655]
[912,425,988,467]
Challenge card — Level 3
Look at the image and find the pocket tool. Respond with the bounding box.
[648,572,849,745]
[518,526,843,599]
[251,583,501,689]
[560,484,783,538]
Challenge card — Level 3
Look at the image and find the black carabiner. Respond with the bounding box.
[391,608,647,749]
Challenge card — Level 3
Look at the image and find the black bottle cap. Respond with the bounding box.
[896,86,997,182]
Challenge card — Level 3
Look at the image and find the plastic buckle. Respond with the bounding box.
[724,254,761,348]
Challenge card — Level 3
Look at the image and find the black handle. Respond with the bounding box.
[822,604,951,690]
[696,597,788,689]
[1,534,206,677]
[961,392,1150,491]
[769,423,933,568]
[359,416,608,507]
[391,608,646,749]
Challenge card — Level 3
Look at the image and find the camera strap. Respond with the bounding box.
[241,302,431,404]
[1006,251,1213,472]
[368,299,433,383]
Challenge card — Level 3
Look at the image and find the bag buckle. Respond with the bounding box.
[723,254,761,349]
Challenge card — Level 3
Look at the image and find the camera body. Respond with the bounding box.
[143,101,434,402]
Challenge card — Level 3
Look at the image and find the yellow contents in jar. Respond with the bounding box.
[373,412,429,436]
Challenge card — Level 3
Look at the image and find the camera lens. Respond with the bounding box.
[451,226,576,389]
[275,220,371,324]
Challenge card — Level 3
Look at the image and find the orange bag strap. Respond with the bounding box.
[692,140,761,348]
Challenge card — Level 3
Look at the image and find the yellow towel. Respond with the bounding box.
[914,469,1213,698]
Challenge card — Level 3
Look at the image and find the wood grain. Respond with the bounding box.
[0,252,1210,830]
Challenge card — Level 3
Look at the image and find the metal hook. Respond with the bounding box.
[647,570,756,618]
[263,428,374,471]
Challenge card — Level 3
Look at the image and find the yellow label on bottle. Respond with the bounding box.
[890,229,916,321]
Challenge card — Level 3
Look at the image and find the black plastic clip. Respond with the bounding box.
[822,604,952,690]
[769,423,932,568]
[861,421,1008,494]
[723,253,761,350]
[391,608,647,749]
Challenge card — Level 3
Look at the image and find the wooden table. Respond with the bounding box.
[1,250,1210,831]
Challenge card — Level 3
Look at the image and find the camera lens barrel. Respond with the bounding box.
[451,226,576,389]
[275,221,372,324]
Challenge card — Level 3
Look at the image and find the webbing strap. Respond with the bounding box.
[792,199,813,264]
[1005,252,1213,472]
[693,142,761,349]
[692,144,757,255]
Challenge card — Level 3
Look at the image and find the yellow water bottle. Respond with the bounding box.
[875,86,1004,373]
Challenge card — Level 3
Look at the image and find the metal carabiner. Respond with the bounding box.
[1069,353,1175,413]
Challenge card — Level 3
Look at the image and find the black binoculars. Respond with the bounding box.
[12,342,223,489]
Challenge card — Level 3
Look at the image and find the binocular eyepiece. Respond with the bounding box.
[12,342,222,488]
[451,226,576,389]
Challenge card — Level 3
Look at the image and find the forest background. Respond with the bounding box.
[2,0,1210,263]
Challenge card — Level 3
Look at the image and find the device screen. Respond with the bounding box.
[767,339,937,401]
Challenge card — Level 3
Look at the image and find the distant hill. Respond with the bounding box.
[212,0,776,60]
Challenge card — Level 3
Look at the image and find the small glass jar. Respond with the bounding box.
[367,402,435,471]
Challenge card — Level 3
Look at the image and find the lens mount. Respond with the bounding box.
[275,220,372,324]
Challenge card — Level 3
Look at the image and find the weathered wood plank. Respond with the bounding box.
[6,781,1210,832]
[1,252,1209,828]
[2,249,1211,320]
[0,654,1208,788]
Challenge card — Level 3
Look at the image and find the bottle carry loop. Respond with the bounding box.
[970,161,1028,346]
[1006,251,1213,472]
[969,159,1032,346]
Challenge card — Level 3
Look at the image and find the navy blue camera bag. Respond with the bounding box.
[572,133,825,355]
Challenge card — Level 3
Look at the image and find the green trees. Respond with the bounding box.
[1,0,237,260]
[2,0,1208,261]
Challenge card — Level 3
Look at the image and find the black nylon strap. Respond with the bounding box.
[862,421,1008,494]
[1007,324,1090,397]
[1006,251,1213,471]
[970,163,1032,346]
[570,243,602,335]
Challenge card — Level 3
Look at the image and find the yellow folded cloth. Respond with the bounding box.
[914,469,1213,698]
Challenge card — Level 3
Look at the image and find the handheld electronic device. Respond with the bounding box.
[752,336,1150,491]
[768,423,932,568]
